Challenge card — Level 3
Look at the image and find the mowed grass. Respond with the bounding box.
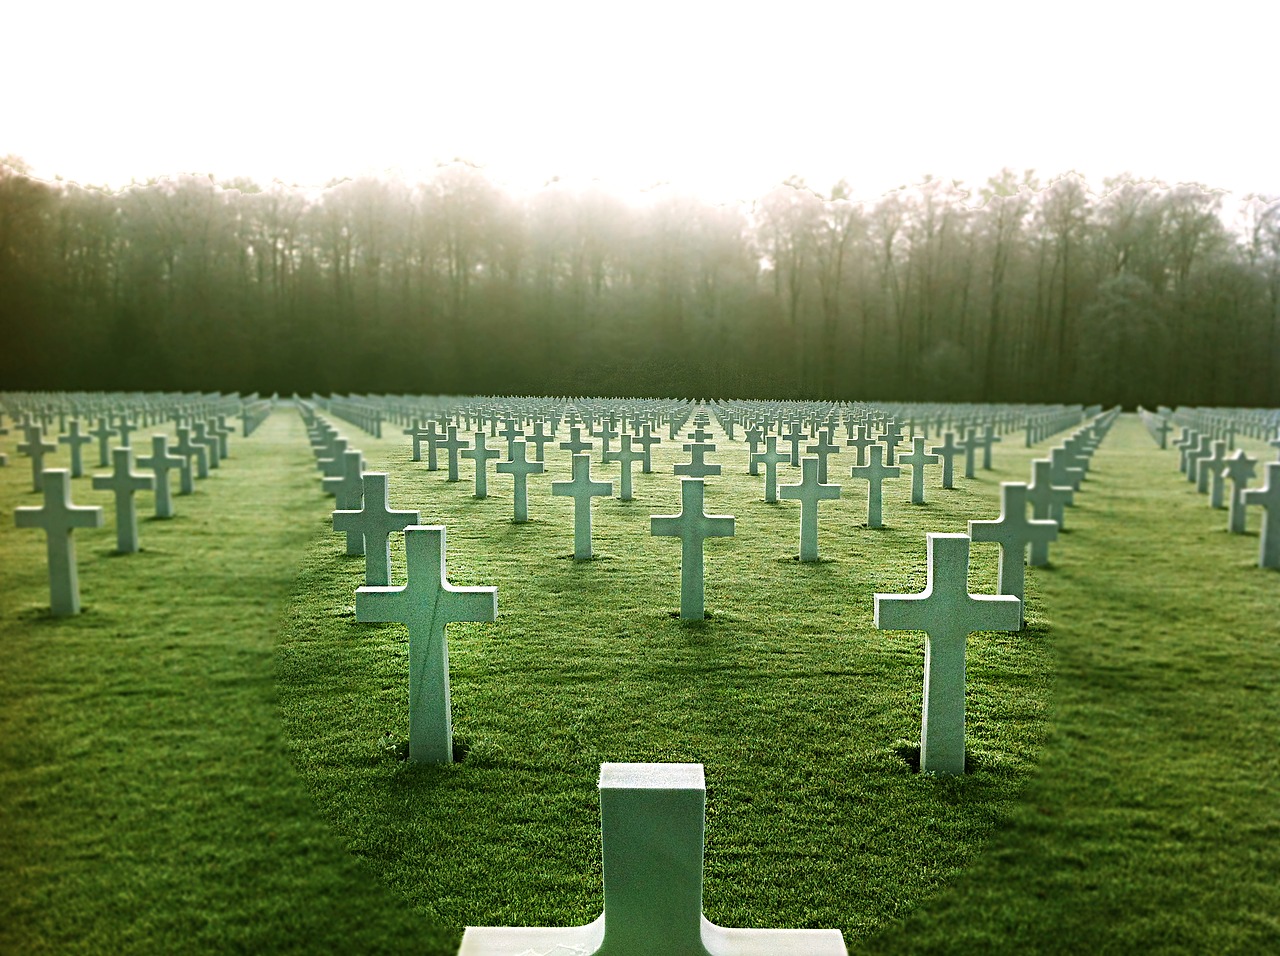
[277,411,1057,945]
[2,408,1276,954]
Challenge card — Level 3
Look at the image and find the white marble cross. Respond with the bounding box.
[930,431,962,489]
[322,450,367,554]
[552,454,613,560]
[17,425,57,492]
[438,426,469,482]
[57,420,94,478]
[496,440,544,522]
[1243,462,1280,568]
[355,526,496,764]
[674,441,721,479]
[752,435,789,504]
[1224,449,1257,534]
[651,478,735,620]
[968,482,1058,625]
[603,433,644,501]
[92,447,155,553]
[875,533,1022,775]
[14,469,104,616]
[779,456,841,561]
[136,434,186,518]
[459,763,847,955]
[333,472,421,586]
[897,436,939,504]
[462,431,501,499]
[849,443,899,529]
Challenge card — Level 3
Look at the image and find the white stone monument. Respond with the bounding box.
[651,478,735,620]
[14,469,104,616]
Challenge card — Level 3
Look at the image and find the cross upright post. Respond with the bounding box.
[959,427,979,479]
[898,436,939,504]
[651,478,735,620]
[18,425,58,492]
[495,439,545,522]
[603,433,644,501]
[58,419,94,478]
[1202,440,1231,508]
[404,420,430,462]
[1026,457,1074,550]
[968,482,1058,625]
[459,763,847,955]
[849,443,900,528]
[461,431,501,499]
[551,454,613,560]
[135,434,186,518]
[192,421,220,469]
[1242,462,1280,568]
[751,436,789,504]
[875,533,1023,775]
[931,431,963,489]
[15,469,105,615]
[437,425,469,482]
[92,446,155,553]
[880,420,903,465]
[332,472,421,586]
[779,456,841,561]
[355,526,496,764]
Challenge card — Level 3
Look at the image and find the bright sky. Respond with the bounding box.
[5,1,1276,205]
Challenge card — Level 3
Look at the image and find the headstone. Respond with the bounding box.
[880,420,904,465]
[976,423,1001,470]
[930,431,962,490]
[634,422,662,474]
[57,419,94,478]
[355,526,496,763]
[114,415,137,448]
[14,469,105,616]
[778,456,841,561]
[849,443,900,529]
[495,440,544,523]
[651,478,735,620]
[89,417,117,467]
[604,433,644,501]
[438,425,469,482]
[744,424,763,475]
[458,763,847,955]
[332,473,421,586]
[968,482,1058,625]
[1026,458,1073,551]
[782,422,806,466]
[559,426,593,457]
[752,436,789,504]
[322,450,367,554]
[1202,440,1230,508]
[461,431,501,499]
[1224,449,1257,534]
[174,425,209,485]
[674,441,721,479]
[874,533,1022,775]
[526,420,554,462]
[18,425,58,492]
[91,447,154,553]
[897,436,939,505]
[551,454,613,560]
[805,429,841,484]
[959,427,979,480]
[1242,462,1280,569]
[845,424,876,467]
[135,435,185,518]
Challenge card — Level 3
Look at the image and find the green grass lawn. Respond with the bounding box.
[2,408,1277,954]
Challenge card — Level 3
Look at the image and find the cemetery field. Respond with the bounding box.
[2,408,1278,953]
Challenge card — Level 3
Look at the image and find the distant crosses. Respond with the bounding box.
[438,425,468,482]
[461,432,501,499]
[92,447,155,553]
[1202,440,1231,509]
[593,416,619,463]
[880,419,904,465]
[14,469,104,616]
[58,420,93,478]
[355,526,496,764]
[968,482,1058,626]
[976,423,1001,470]
[174,425,209,486]
[332,473,421,586]
[604,433,644,501]
[1027,458,1073,552]
[114,415,138,448]
[752,436,788,504]
[1224,449,1257,534]
[90,417,117,467]
[849,444,899,529]
[498,416,524,457]
[959,427,979,479]
[17,425,57,492]
[674,440,721,479]
[931,431,963,489]
[559,426,594,458]
[778,456,841,561]
[496,440,544,523]
[1242,462,1280,569]
[874,533,1023,775]
[898,437,939,504]
[651,478,735,620]
[404,420,433,462]
[552,454,613,560]
[192,421,220,469]
[136,435,185,518]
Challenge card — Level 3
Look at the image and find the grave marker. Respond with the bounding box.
[321,450,367,554]
[461,432,501,499]
[874,533,1022,775]
[1242,462,1280,568]
[355,526,496,763]
[135,435,185,518]
[1224,449,1257,534]
[17,425,57,492]
[604,433,644,501]
[751,436,788,504]
[495,440,544,522]
[849,443,899,529]
[898,436,939,504]
[968,482,1058,625]
[91,447,155,553]
[779,456,841,561]
[57,420,93,478]
[438,426,469,482]
[90,417,117,467]
[551,454,613,560]
[931,431,962,489]
[458,763,847,955]
[14,469,105,616]
[651,478,735,620]
[332,473,421,586]
[674,441,722,479]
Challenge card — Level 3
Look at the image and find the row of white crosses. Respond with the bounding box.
[1172,424,1280,569]
[10,408,237,615]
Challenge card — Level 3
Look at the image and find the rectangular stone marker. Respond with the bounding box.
[651,478,735,620]
[355,525,496,764]
[968,482,1058,626]
[92,446,155,553]
[495,439,544,522]
[458,763,847,955]
[333,473,421,586]
[779,456,841,561]
[552,454,613,560]
[874,533,1022,775]
[15,469,105,616]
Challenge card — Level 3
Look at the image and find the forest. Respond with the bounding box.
[1,157,1277,407]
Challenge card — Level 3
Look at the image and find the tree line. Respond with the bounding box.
[1,157,1277,407]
